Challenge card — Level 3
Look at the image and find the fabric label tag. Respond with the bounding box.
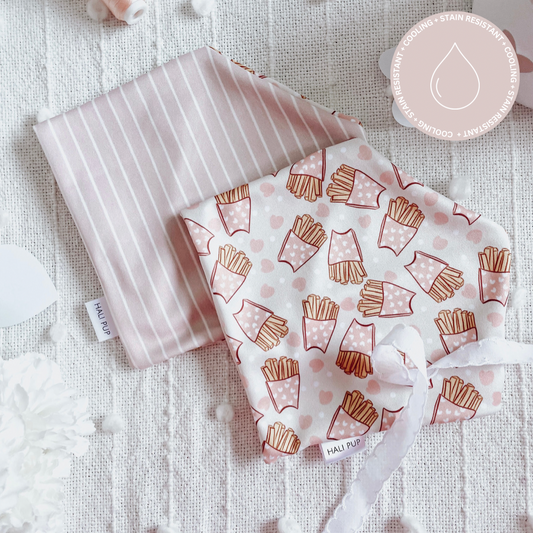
[320,436,366,465]
[85,296,118,342]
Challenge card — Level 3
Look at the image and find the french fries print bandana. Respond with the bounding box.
[182,136,511,463]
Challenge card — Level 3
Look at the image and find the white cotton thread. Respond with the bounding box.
[279,458,301,532]
[400,461,409,526]
[460,420,470,532]
[224,349,231,533]
[267,0,275,80]
[154,0,162,68]
[210,1,217,51]
[383,0,396,137]
[510,108,532,523]
[97,17,116,533]
[167,357,175,529]
[325,1,336,100]
[43,0,62,364]
[110,371,118,533]
[511,286,529,309]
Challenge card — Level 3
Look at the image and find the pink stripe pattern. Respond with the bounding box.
[34,47,366,369]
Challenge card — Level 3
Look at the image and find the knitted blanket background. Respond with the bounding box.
[1,0,532,531]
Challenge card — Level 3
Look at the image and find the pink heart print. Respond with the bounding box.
[479,370,494,386]
[358,215,372,228]
[366,380,381,395]
[270,215,284,229]
[424,192,439,206]
[319,390,333,405]
[340,297,356,311]
[434,212,449,225]
[292,277,307,292]
[466,229,483,244]
[487,312,504,327]
[357,145,372,160]
[299,415,313,430]
[260,284,275,298]
[433,236,448,250]
[316,203,330,217]
[250,239,264,253]
[260,182,275,197]
[309,358,325,373]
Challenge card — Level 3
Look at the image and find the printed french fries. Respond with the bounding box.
[358,280,415,318]
[327,390,378,440]
[326,165,385,209]
[302,295,339,352]
[278,214,327,271]
[478,247,511,306]
[431,376,482,425]
[286,149,326,202]
[406,251,464,303]
[233,300,288,351]
[378,197,424,256]
[210,244,252,302]
[215,184,251,235]
[262,422,301,464]
[434,309,478,354]
[262,357,300,413]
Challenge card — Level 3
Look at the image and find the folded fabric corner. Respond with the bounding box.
[33,46,365,369]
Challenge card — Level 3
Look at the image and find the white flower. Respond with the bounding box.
[0,354,95,532]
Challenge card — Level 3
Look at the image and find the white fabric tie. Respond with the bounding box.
[324,325,533,533]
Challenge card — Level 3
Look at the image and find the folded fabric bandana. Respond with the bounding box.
[183,136,511,461]
[183,138,533,531]
[33,47,364,369]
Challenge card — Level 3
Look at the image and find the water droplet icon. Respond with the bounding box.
[430,43,480,110]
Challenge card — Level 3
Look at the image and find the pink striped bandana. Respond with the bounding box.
[34,46,365,369]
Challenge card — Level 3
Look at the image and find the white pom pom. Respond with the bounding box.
[216,403,234,422]
[400,514,426,533]
[525,512,533,532]
[49,322,67,343]
[102,413,125,433]
[37,107,54,123]
[277,516,302,533]
[191,0,216,17]
[511,286,529,309]
[87,0,109,21]
[448,177,472,201]
[0,209,10,229]
[157,525,179,533]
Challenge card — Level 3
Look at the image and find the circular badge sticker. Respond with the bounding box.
[391,12,519,140]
